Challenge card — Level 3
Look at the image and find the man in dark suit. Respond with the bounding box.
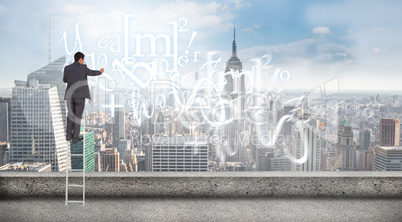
[63,52,104,144]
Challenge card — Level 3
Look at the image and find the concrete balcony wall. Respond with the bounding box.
[1,172,401,198]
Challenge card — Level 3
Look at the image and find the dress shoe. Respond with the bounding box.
[72,137,83,144]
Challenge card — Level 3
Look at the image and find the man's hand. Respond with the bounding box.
[100,68,104,73]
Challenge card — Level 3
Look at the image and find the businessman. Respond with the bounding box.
[63,52,104,144]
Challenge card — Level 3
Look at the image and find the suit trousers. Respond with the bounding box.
[66,98,85,140]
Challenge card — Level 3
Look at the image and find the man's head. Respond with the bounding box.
[74,52,85,64]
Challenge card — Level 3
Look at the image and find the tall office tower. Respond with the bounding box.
[0,142,7,166]
[256,152,270,171]
[94,152,101,172]
[355,148,366,171]
[118,139,130,156]
[0,98,11,143]
[2,146,10,166]
[9,80,69,172]
[144,143,152,171]
[103,147,120,172]
[154,111,165,135]
[222,25,246,164]
[364,147,375,171]
[335,120,355,170]
[291,115,321,171]
[359,130,371,149]
[392,95,399,106]
[113,106,126,148]
[374,146,402,171]
[245,94,269,166]
[105,123,114,143]
[122,149,138,172]
[172,119,181,135]
[283,105,296,137]
[149,135,208,171]
[262,152,292,171]
[256,148,274,171]
[0,102,9,142]
[379,119,400,146]
[27,56,67,128]
[70,131,95,172]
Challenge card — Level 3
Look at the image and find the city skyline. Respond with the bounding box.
[1,0,402,173]
[0,0,401,91]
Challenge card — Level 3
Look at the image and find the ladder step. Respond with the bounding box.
[67,200,84,203]
[71,154,84,156]
[68,184,84,187]
[70,169,84,172]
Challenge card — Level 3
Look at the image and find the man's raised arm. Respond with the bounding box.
[85,65,104,76]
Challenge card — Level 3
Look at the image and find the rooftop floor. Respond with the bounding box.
[1,171,401,221]
[1,197,401,221]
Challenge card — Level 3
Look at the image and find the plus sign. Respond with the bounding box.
[102,94,123,118]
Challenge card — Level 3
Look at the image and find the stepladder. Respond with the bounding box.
[65,115,86,206]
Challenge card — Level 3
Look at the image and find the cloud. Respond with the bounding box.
[369,27,391,32]
[56,1,234,42]
[219,38,356,91]
[241,24,261,33]
[372,47,387,53]
[230,0,251,9]
[61,4,91,15]
[148,1,232,31]
[238,38,355,67]
[312,27,331,35]
[0,4,6,15]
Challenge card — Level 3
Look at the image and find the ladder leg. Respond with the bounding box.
[65,103,87,206]
[82,109,86,206]
[65,142,69,207]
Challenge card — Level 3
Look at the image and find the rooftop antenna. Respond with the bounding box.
[234,20,236,41]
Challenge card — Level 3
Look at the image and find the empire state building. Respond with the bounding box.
[224,26,244,95]
[221,25,247,164]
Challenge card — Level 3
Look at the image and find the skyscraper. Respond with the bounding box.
[122,149,138,172]
[291,115,321,171]
[113,106,126,148]
[222,25,246,164]
[94,152,101,172]
[374,146,402,171]
[335,120,355,169]
[103,147,120,172]
[149,135,208,171]
[364,147,375,171]
[359,129,371,149]
[283,105,296,137]
[379,118,400,146]
[0,142,7,167]
[154,111,165,135]
[0,101,9,142]
[355,148,366,171]
[70,131,95,172]
[9,80,69,172]
[27,57,67,128]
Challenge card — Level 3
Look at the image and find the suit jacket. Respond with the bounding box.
[63,61,102,100]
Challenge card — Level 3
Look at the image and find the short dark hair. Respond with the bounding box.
[74,52,85,61]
